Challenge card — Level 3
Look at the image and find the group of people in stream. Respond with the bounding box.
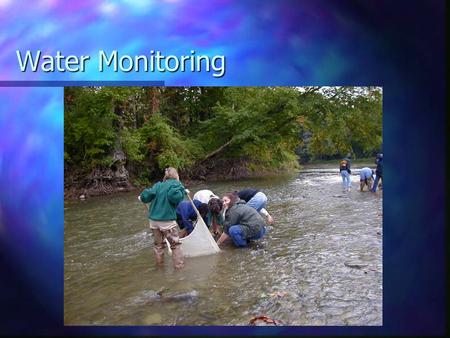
[139,154,383,269]
[339,153,383,193]
[138,167,274,269]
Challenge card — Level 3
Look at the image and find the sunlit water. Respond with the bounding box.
[64,167,382,325]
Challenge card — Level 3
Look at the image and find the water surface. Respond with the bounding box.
[64,167,382,325]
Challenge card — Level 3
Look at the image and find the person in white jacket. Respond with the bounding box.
[193,189,219,204]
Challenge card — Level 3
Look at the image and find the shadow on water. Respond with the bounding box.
[64,167,382,325]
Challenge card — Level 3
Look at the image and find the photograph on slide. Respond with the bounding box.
[64,86,383,325]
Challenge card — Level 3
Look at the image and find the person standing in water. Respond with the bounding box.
[371,153,383,193]
[139,167,186,269]
[217,192,266,247]
[339,156,352,192]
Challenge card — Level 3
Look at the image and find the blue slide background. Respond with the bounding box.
[0,0,446,335]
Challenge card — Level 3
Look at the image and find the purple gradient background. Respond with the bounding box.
[0,0,446,335]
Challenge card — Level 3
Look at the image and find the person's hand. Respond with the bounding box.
[267,214,274,225]
[185,189,190,194]
[138,195,141,202]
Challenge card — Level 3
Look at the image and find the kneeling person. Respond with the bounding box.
[217,192,266,247]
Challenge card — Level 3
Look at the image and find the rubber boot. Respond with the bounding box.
[164,227,184,269]
[171,245,185,269]
[154,246,165,265]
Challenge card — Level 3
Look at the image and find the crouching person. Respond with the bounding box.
[216,192,266,247]
[139,167,186,268]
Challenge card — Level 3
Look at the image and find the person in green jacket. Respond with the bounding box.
[139,167,186,268]
[216,192,266,247]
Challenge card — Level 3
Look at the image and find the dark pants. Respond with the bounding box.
[372,174,382,192]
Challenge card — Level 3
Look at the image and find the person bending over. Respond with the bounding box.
[359,167,374,192]
[193,189,219,204]
[236,188,274,224]
[176,200,209,237]
[207,197,224,237]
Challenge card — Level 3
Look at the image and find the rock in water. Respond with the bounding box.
[162,290,199,302]
[344,262,369,269]
[145,289,199,303]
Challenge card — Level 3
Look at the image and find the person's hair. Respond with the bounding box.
[197,203,209,218]
[208,197,223,215]
[223,192,239,208]
[163,167,179,181]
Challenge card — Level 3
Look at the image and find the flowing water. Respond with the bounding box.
[64,166,382,325]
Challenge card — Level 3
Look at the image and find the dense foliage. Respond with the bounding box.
[64,86,382,184]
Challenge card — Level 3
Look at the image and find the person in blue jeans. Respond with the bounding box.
[339,157,352,192]
[236,188,274,224]
[359,167,374,192]
[371,153,383,192]
[216,192,266,247]
[175,200,209,236]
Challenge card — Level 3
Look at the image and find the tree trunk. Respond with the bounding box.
[200,138,234,162]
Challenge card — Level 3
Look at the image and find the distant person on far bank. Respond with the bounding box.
[359,167,374,192]
[139,167,186,269]
[371,153,383,193]
[339,156,352,192]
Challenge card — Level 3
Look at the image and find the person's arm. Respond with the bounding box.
[184,218,194,234]
[260,208,274,224]
[216,232,230,246]
[219,208,241,243]
[211,216,222,236]
[223,209,240,233]
[140,184,158,203]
